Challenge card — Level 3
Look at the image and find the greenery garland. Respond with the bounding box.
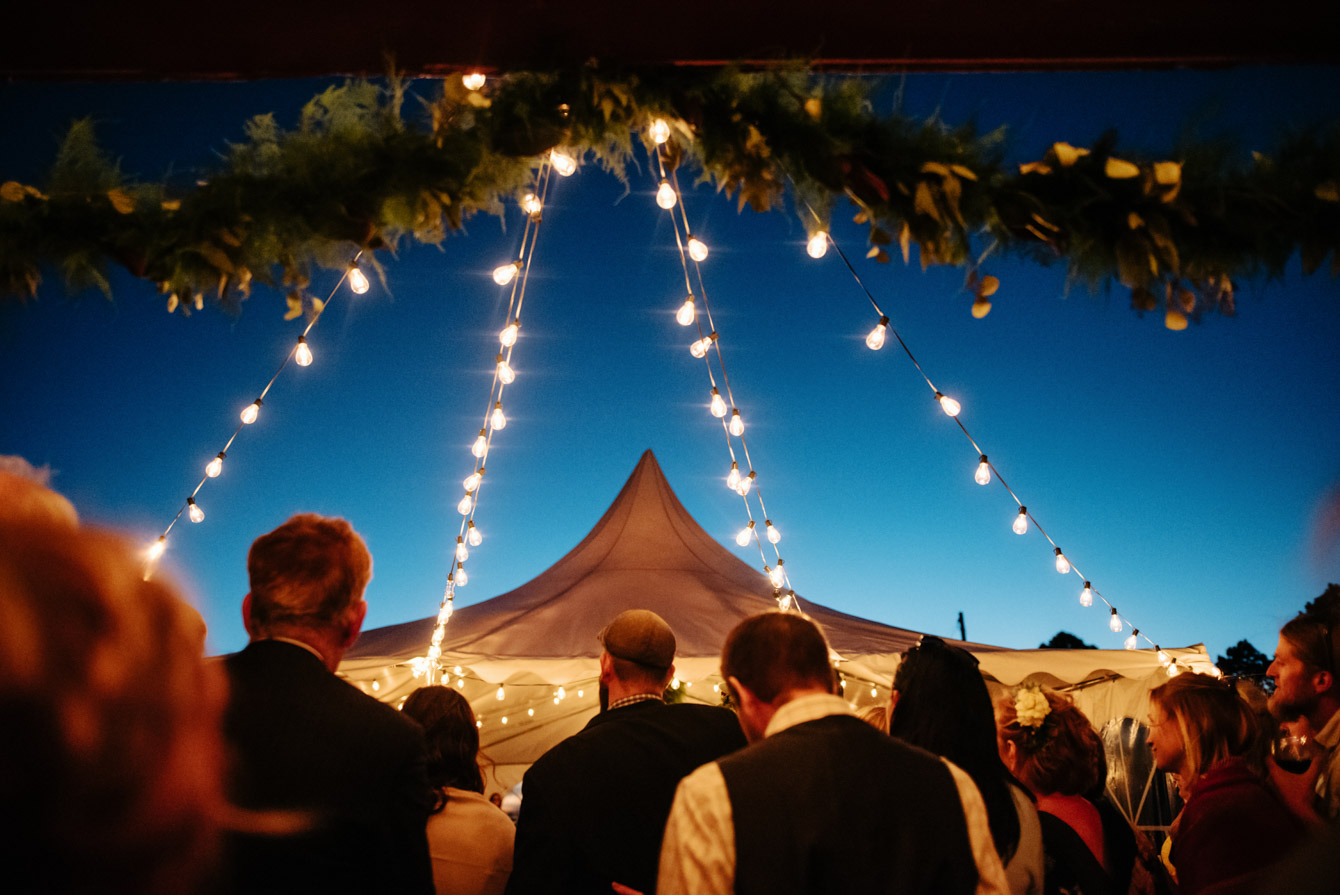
[2,63,1337,327]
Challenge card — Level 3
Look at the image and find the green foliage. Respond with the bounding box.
[1039,631,1098,649]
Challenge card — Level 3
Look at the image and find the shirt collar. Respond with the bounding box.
[607,692,664,711]
[257,635,327,665]
[764,692,855,738]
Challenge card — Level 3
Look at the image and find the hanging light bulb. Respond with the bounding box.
[205,451,225,478]
[463,470,483,492]
[493,262,520,286]
[471,429,488,459]
[438,602,454,624]
[807,231,829,259]
[1125,629,1140,650]
[522,193,543,215]
[736,521,755,547]
[934,391,961,417]
[556,686,567,700]
[766,520,781,544]
[497,355,516,384]
[690,334,715,358]
[726,463,741,490]
[709,388,728,418]
[456,566,468,586]
[294,336,313,366]
[1109,608,1123,633]
[1157,648,1171,666]
[431,627,444,646]
[1012,506,1029,535]
[729,409,745,437]
[490,402,506,430]
[656,179,677,209]
[779,592,794,611]
[467,521,483,546]
[974,455,991,485]
[528,708,535,716]
[738,471,756,496]
[499,320,519,346]
[1054,548,1071,575]
[457,493,474,515]
[1080,581,1094,607]
[347,264,370,294]
[146,536,167,562]
[495,684,505,700]
[649,118,670,144]
[463,71,486,91]
[455,538,469,563]
[676,296,696,326]
[187,497,204,523]
[866,316,889,350]
[550,148,577,176]
[241,399,262,425]
[687,237,708,261]
[1167,661,1183,678]
[769,563,786,587]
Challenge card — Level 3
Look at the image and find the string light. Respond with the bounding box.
[187,497,204,523]
[556,686,567,700]
[766,520,781,544]
[455,565,468,586]
[205,451,225,478]
[463,470,483,492]
[728,410,745,437]
[295,336,313,366]
[690,333,716,358]
[471,429,488,458]
[807,232,829,259]
[656,180,677,209]
[676,297,696,326]
[467,521,482,546]
[1109,608,1123,633]
[146,536,167,562]
[457,493,474,515]
[1012,506,1029,535]
[1157,648,1171,666]
[240,399,262,425]
[1125,629,1140,650]
[1080,581,1094,607]
[709,388,728,418]
[726,462,741,490]
[493,263,520,286]
[736,521,755,546]
[499,320,519,347]
[687,237,708,262]
[768,562,786,587]
[737,470,755,496]
[934,391,961,417]
[866,316,889,350]
[439,604,454,625]
[497,355,516,384]
[975,455,991,485]
[1167,661,1183,677]
[649,119,670,145]
[522,193,543,215]
[550,148,577,176]
[463,72,486,91]
[490,402,507,430]
[779,592,794,610]
[347,264,370,294]
[1054,547,1071,575]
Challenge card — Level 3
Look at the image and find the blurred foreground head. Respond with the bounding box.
[0,520,226,895]
[0,457,78,528]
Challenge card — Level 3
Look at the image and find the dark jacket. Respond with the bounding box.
[220,640,434,895]
[506,699,746,895]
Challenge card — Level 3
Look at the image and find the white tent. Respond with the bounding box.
[339,450,1214,792]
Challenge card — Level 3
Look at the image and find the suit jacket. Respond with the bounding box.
[220,640,434,895]
[506,699,746,895]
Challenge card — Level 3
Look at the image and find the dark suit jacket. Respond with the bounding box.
[506,699,746,895]
[220,640,433,895]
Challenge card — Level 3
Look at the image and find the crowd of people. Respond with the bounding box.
[3,459,1339,895]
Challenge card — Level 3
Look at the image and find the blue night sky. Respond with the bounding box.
[2,67,1338,661]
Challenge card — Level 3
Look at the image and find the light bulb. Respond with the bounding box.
[726,463,741,490]
[807,232,829,259]
[649,118,670,144]
[457,494,474,515]
[676,297,695,326]
[463,72,486,91]
[471,430,488,459]
[866,317,889,350]
[550,148,577,176]
[241,399,262,425]
[454,666,463,676]
[146,536,167,562]
[347,265,370,294]
[493,262,520,286]
[438,603,454,624]
[456,566,468,586]
[496,684,505,700]
[769,564,786,587]
[779,593,794,611]
[295,336,313,366]
[671,677,681,689]
[455,539,469,563]
[1109,608,1122,633]
[427,644,442,660]
[690,335,713,358]
[205,452,225,478]
[186,498,205,523]
[1012,507,1029,535]
[1167,661,1182,677]
[687,237,708,261]
[728,410,745,437]
[935,391,961,417]
[1125,629,1139,650]
[1080,581,1094,607]
[709,388,727,418]
[1157,648,1170,666]
[463,470,483,492]
[528,708,534,716]
[738,471,756,496]
[499,321,519,346]
[974,455,991,485]
[766,520,780,544]
[497,356,515,384]
[1054,548,1071,575]
[467,521,482,546]
[736,521,755,547]
[490,402,506,430]
[556,686,566,700]
[522,193,542,215]
[656,179,677,209]
[431,627,444,646]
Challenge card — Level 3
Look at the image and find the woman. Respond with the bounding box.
[1147,672,1303,895]
[996,686,1136,895]
[889,636,1044,895]
[402,685,515,895]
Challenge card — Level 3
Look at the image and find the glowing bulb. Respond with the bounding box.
[726,462,741,490]
[463,72,486,91]
[649,119,670,144]
[205,452,225,478]
[499,321,519,346]
[458,678,466,689]
[871,687,878,697]
[241,399,262,425]
[728,410,745,437]
[935,392,961,417]
[493,262,520,286]
[676,297,695,326]
[295,336,313,366]
[550,148,577,176]
[1080,582,1094,607]
[577,689,584,698]
[497,356,516,384]
[147,536,166,561]
[656,180,677,209]
[736,521,755,547]
[347,265,370,294]
[463,471,483,492]
[557,686,566,700]
[490,402,506,430]
[438,603,454,624]
[737,471,755,496]
[709,388,728,418]
[766,520,781,544]
[779,593,794,611]
[807,232,829,259]
[671,677,681,689]
[495,684,505,700]
[427,644,442,660]
[866,317,889,350]
[431,627,444,646]
[690,335,713,358]
[455,566,467,586]
[1012,507,1029,535]
[454,666,463,676]
[1167,661,1182,677]
[769,564,786,587]
[1157,648,1170,666]
[457,493,474,515]
[687,237,708,261]
[1125,629,1139,650]
[1109,608,1123,633]
[472,430,488,459]
[187,498,204,524]
[467,521,482,546]
[528,708,534,716]
[501,716,509,724]
[522,193,542,215]
[1054,548,1071,575]
[974,455,991,485]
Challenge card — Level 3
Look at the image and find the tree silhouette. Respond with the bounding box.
[1302,583,1340,619]
[1216,640,1270,680]
[1040,631,1098,649]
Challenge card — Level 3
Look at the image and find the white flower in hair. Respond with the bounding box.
[1014,685,1050,729]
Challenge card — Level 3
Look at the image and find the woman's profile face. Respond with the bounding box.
[1146,703,1185,775]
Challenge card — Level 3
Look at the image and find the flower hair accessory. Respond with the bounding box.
[1014,684,1050,730]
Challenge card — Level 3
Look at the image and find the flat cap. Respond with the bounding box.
[599,609,676,669]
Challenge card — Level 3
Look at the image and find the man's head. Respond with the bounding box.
[243,514,371,656]
[1268,613,1340,726]
[721,612,835,741]
[597,610,676,702]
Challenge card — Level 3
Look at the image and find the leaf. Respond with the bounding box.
[1154,161,1182,186]
[920,161,951,178]
[218,228,243,247]
[107,188,136,214]
[166,293,179,313]
[804,97,822,120]
[161,199,181,211]
[971,300,992,318]
[1019,162,1052,176]
[311,297,325,315]
[1051,142,1089,167]
[466,91,491,109]
[1317,181,1340,202]
[866,246,881,259]
[898,221,911,264]
[284,292,303,320]
[977,275,1000,297]
[1030,213,1060,233]
[1130,286,1157,312]
[870,227,892,245]
[1164,309,1188,331]
[1116,236,1154,288]
[1128,212,1145,230]
[913,181,940,223]
[1105,157,1141,179]
[1177,288,1196,313]
[193,293,203,311]
[950,164,977,181]
[1,181,27,202]
[196,243,235,274]
[875,249,890,264]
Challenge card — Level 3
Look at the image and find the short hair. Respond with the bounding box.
[1280,613,1336,675]
[721,612,834,704]
[401,686,485,810]
[608,654,673,690]
[996,688,1104,796]
[246,514,371,631]
[1149,672,1259,784]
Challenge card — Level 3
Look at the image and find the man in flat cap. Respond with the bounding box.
[505,609,746,895]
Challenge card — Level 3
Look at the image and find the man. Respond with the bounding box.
[506,609,746,895]
[221,513,433,895]
[658,612,1008,895]
[1267,610,1340,822]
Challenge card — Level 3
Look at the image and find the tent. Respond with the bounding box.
[339,450,1214,797]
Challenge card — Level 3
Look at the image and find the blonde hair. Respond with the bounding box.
[996,687,1104,796]
[1149,672,1259,786]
